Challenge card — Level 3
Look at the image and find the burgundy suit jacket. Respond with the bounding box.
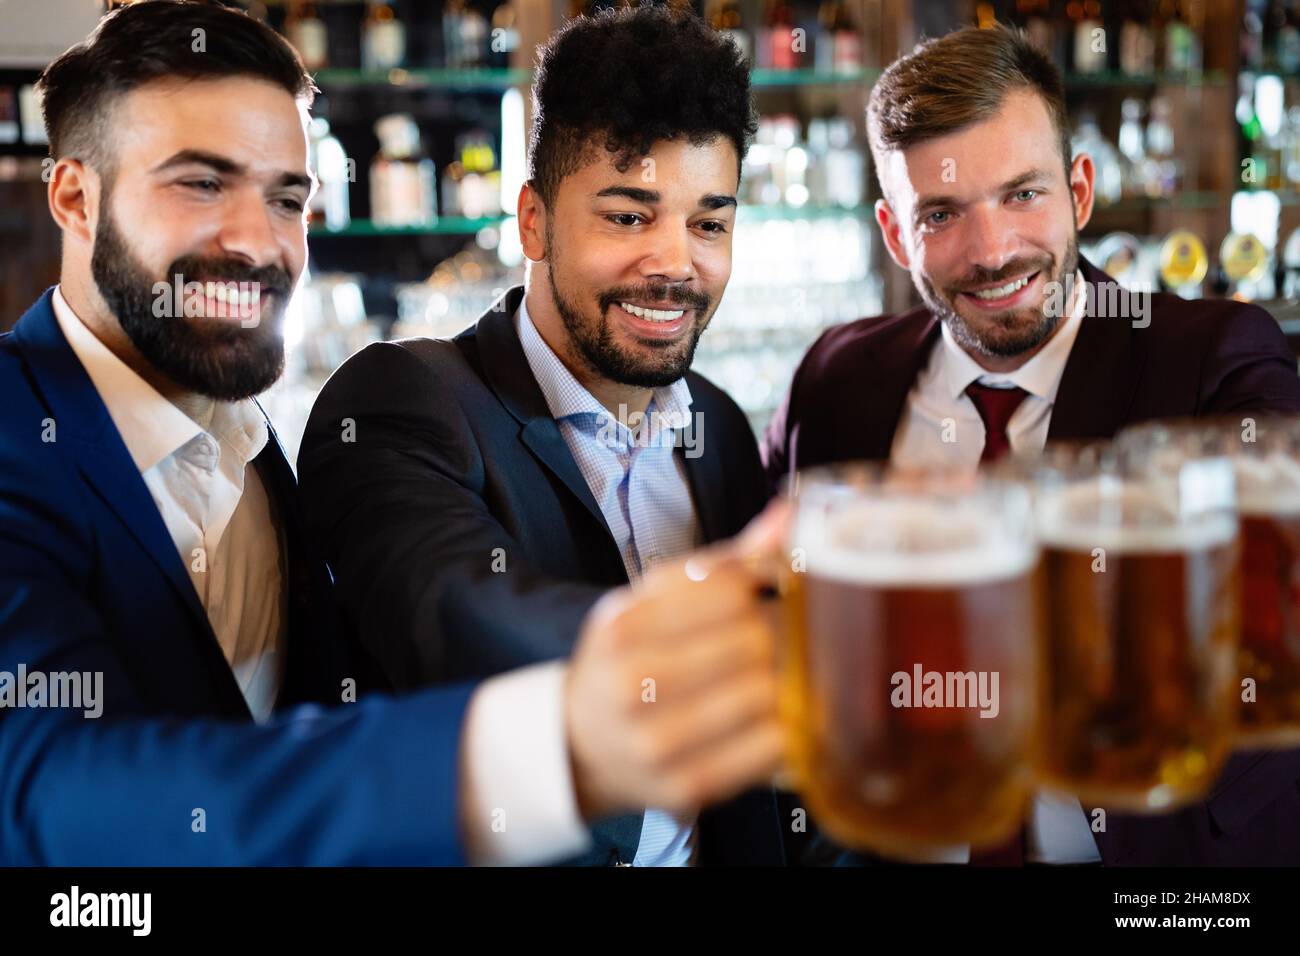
[762,257,1300,866]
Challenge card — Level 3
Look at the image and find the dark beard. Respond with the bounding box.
[545,231,712,389]
[90,206,292,401]
[919,235,1080,360]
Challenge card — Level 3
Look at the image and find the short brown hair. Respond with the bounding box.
[867,24,1071,194]
[38,0,315,180]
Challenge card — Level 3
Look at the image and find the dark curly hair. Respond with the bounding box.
[37,0,315,182]
[528,4,756,207]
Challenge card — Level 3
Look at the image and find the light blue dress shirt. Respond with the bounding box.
[516,296,703,866]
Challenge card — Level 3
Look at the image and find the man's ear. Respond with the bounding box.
[517,182,547,263]
[1068,152,1095,233]
[48,157,99,246]
[875,197,911,270]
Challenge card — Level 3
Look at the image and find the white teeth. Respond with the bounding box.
[619,301,685,322]
[971,275,1032,300]
[199,282,258,312]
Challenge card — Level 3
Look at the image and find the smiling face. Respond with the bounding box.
[875,88,1094,368]
[520,136,739,389]
[85,76,311,400]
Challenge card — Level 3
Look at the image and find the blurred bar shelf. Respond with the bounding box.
[750,67,880,87]
[1091,191,1226,212]
[737,204,870,221]
[1063,70,1231,88]
[311,67,532,90]
[312,207,870,240]
[312,67,880,91]
[309,216,511,238]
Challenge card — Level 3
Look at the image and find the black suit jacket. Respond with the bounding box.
[298,286,786,865]
[760,257,1300,866]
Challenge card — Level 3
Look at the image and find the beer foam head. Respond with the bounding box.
[1037,480,1237,552]
[796,496,1037,585]
[1234,454,1300,516]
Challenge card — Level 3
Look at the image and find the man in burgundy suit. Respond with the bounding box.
[764,25,1300,866]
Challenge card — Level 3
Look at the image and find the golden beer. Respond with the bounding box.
[1033,475,1239,810]
[1233,501,1300,743]
[783,470,1041,857]
[1120,418,1300,747]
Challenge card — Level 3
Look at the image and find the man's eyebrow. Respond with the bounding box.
[593,186,737,211]
[151,149,245,176]
[151,149,312,190]
[998,168,1052,192]
[913,168,1053,216]
[594,186,660,203]
[275,171,314,191]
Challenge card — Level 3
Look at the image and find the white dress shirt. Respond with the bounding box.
[53,287,286,722]
[53,285,590,866]
[888,272,1103,865]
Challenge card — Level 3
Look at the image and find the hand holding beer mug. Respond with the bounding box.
[1030,442,1239,811]
[1121,417,1300,747]
[782,466,1041,857]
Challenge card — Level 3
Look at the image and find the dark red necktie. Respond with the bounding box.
[965,383,1030,464]
[963,380,1031,864]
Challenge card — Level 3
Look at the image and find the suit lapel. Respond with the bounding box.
[12,291,247,714]
[13,293,212,636]
[679,421,726,544]
[472,288,619,542]
[875,314,942,461]
[1047,258,1149,442]
[825,310,938,465]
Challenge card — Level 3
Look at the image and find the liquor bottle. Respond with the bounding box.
[1145,95,1181,197]
[1263,0,1287,70]
[1163,0,1200,72]
[1017,0,1055,60]
[1117,97,1147,197]
[285,1,328,72]
[444,0,464,68]
[829,0,862,73]
[442,131,499,218]
[1241,2,1265,72]
[825,118,864,208]
[307,118,351,231]
[710,0,753,65]
[1255,73,1288,191]
[0,87,17,145]
[805,118,830,206]
[459,2,490,69]
[1119,0,1155,75]
[488,4,521,69]
[370,114,437,226]
[1285,105,1300,188]
[1238,73,1266,188]
[767,0,798,71]
[754,0,774,68]
[1284,1,1300,73]
[1073,112,1123,204]
[1070,0,1107,75]
[362,1,406,72]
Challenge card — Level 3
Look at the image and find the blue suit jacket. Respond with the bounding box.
[0,290,476,865]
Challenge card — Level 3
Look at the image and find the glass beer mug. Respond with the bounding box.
[780,465,1041,857]
[1029,441,1240,810]
[1121,417,1300,748]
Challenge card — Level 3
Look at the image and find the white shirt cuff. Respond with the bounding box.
[459,660,592,865]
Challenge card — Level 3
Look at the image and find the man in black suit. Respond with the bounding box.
[299,7,788,865]
[762,25,1300,865]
